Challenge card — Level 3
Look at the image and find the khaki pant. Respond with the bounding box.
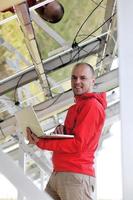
[45,172,95,200]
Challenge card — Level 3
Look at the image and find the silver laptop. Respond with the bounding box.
[15,106,74,139]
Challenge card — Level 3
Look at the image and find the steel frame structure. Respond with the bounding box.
[0,0,121,199]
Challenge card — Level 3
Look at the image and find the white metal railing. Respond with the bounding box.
[0,148,53,200]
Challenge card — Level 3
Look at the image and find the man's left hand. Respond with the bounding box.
[26,127,39,145]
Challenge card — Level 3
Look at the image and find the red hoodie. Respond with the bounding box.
[36,92,107,176]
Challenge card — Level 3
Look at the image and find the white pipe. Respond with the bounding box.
[0,149,52,200]
[117,0,133,199]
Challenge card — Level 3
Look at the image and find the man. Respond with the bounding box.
[27,62,107,200]
[1,0,64,23]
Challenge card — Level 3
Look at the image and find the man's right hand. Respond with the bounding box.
[54,124,65,134]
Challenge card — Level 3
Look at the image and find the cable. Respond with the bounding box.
[35,92,63,112]
[0,119,4,123]
[35,10,116,98]
[0,127,6,139]
[47,11,116,73]
[95,54,109,67]
[72,0,104,48]
[66,37,102,67]
[78,12,116,44]
[90,0,106,9]
[13,70,50,105]
[47,37,102,73]
[59,55,64,65]
[81,43,102,62]
[14,73,26,105]
[70,8,116,69]
[67,13,116,65]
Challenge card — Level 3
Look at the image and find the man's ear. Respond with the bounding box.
[92,78,95,86]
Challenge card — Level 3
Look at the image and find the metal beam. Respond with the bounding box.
[0,68,118,134]
[0,0,55,26]
[14,2,51,96]
[96,0,117,74]
[30,10,66,46]
[0,33,107,95]
[3,100,120,162]
[17,132,52,174]
[0,149,52,200]
[0,0,25,11]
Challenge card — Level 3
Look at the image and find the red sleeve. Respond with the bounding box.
[36,101,105,153]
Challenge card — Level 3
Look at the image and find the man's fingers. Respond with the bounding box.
[59,125,64,134]
[54,125,64,134]
[56,126,60,134]
[27,132,35,144]
[26,127,33,141]
[26,127,32,134]
[54,129,58,134]
[26,127,39,144]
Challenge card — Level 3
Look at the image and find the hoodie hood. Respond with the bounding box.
[75,92,107,109]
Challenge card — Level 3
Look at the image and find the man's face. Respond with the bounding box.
[71,64,95,96]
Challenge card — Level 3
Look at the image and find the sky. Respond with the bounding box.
[0,121,122,200]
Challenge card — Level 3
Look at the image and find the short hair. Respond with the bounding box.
[73,62,95,77]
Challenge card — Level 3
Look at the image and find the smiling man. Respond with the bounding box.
[26,62,107,200]
[71,63,95,96]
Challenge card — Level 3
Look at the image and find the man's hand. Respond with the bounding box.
[26,127,39,145]
[54,124,65,134]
